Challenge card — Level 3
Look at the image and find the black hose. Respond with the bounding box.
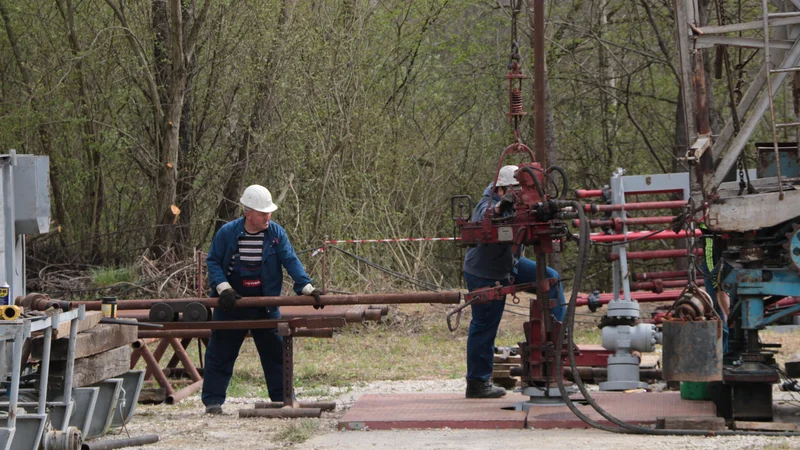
[520,166,547,199]
[554,202,800,436]
[546,165,569,200]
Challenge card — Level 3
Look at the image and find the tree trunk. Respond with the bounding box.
[0,0,68,248]
[58,0,104,262]
[213,0,297,233]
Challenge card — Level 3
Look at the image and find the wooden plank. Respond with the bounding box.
[49,344,132,388]
[493,355,521,364]
[640,354,660,369]
[733,421,799,431]
[658,416,727,431]
[52,311,103,339]
[30,323,138,361]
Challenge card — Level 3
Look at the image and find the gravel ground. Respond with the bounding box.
[96,379,800,450]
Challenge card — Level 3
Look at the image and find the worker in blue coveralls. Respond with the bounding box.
[202,185,323,415]
[699,223,730,353]
[462,165,567,398]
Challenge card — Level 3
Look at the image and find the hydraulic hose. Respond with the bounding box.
[554,200,800,437]
[520,166,547,200]
[546,165,569,200]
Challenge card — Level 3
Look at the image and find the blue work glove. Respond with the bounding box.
[219,288,241,312]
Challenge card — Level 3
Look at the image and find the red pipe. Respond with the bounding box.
[630,279,703,293]
[584,200,687,213]
[589,229,699,243]
[575,189,684,198]
[632,270,688,281]
[573,216,676,229]
[576,289,684,306]
[607,248,702,261]
[138,328,336,339]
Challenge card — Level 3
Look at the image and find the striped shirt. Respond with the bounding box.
[227,231,265,274]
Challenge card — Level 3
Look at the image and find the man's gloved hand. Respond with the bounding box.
[496,192,516,213]
[219,288,241,312]
[310,289,325,310]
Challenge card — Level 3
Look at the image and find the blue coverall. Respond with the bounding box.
[202,218,312,406]
[699,225,730,353]
[462,184,566,383]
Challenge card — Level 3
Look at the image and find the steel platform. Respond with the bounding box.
[339,392,717,430]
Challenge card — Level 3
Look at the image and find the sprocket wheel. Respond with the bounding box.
[784,223,800,275]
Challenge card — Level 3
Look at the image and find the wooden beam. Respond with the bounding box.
[49,344,132,388]
[30,323,137,360]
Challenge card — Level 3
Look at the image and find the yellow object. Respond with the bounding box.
[101,298,118,318]
[0,305,21,321]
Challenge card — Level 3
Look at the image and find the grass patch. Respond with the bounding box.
[90,266,136,287]
[273,419,317,443]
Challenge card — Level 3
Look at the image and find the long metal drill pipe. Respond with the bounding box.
[66,292,460,312]
[589,229,699,243]
[584,200,687,213]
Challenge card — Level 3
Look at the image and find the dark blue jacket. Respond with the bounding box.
[206,218,312,297]
[462,183,519,280]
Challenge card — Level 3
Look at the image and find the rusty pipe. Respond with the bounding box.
[120,305,377,324]
[239,407,321,418]
[584,200,687,213]
[607,248,702,261]
[576,289,684,307]
[81,435,159,450]
[132,340,174,396]
[632,270,688,281]
[166,379,203,405]
[67,292,460,312]
[138,328,336,339]
[168,337,201,382]
[630,279,703,293]
[254,401,336,411]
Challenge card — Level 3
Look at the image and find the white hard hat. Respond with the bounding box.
[240,185,278,213]
[496,165,520,187]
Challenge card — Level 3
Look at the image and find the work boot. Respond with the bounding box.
[205,404,223,415]
[465,379,506,399]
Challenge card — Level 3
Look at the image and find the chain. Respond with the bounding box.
[737,155,747,195]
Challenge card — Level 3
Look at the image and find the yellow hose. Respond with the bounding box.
[0,305,21,320]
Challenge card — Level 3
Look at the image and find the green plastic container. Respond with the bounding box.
[680,381,711,400]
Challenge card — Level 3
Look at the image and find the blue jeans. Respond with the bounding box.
[201,306,284,405]
[464,257,565,382]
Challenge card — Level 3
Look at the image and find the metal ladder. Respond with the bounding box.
[760,0,796,200]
